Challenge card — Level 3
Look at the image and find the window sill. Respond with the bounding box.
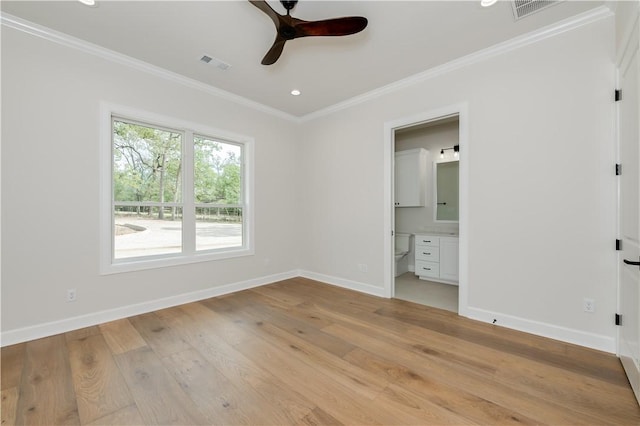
[100,247,255,275]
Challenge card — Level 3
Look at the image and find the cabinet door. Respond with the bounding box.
[439,238,459,282]
[416,260,440,279]
[395,151,425,207]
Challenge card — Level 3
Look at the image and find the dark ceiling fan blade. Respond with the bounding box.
[293,16,368,38]
[249,0,281,27]
[261,36,287,65]
[248,0,368,65]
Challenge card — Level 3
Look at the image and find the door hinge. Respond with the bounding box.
[615,313,622,326]
[616,163,622,176]
[616,239,622,251]
[615,89,622,102]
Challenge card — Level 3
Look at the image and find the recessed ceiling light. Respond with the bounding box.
[481,0,498,7]
[78,0,97,6]
[291,89,301,96]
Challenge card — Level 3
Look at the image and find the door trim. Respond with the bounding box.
[383,103,469,317]
[615,5,640,406]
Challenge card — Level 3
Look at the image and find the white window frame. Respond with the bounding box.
[99,103,254,274]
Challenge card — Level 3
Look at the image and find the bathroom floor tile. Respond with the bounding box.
[394,272,458,313]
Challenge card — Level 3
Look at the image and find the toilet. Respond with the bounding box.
[395,233,413,277]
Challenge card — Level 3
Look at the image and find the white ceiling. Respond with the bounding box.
[1,0,604,118]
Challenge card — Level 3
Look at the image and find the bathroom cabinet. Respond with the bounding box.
[394,148,427,207]
[414,234,459,285]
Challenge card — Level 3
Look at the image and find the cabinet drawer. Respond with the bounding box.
[415,236,439,247]
[415,247,439,262]
[415,260,440,278]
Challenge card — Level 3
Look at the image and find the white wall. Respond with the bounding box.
[1,11,620,352]
[1,27,300,341]
[298,16,617,350]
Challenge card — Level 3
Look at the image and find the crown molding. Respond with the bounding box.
[2,6,612,124]
[300,5,613,123]
[0,13,299,123]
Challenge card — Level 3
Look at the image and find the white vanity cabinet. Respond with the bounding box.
[414,234,459,285]
[439,237,459,282]
[394,148,427,207]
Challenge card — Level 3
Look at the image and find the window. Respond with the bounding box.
[101,105,253,273]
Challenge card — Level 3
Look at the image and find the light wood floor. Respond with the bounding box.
[2,278,640,425]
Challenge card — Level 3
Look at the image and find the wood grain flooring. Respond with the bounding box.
[2,277,639,425]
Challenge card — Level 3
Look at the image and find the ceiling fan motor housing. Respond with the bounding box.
[281,1,298,12]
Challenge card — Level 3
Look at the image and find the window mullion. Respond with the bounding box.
[182,130,196,255]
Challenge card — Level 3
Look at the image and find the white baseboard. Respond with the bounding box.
[1,270,616,355]
[298,270,387,298]
[0,270,299,347]
[466,306,615,353]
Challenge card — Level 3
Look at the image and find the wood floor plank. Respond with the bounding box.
[64,326,101,343]
[113,346,208,425]
[349,301,637,417]
[67,334,134,424]
[161,348,255,424]
[156,302,251,347]
[15,335,80,425]
[2,278,639,425]
[234,335,384,425]
[344,347,539,425]
[163,347,306,425]
[85,404,144,426]
[373,384,477,425]
[98,319,147,355]
[236,330,446,425]
[280,278,387,314]
[128,312,191,357]
[250,290,335,330]
[250,283,308,307]
[232,317,388,400]
[205,290,356,358]
[1,387,19,426]
[375,303,627,386]
[1,343,25,390]
[158,302,317,424]
[328,323,626,425]
[304,290,639,424]
[299,407,343,426]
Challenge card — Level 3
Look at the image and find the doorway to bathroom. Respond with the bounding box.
[383,104,468,316]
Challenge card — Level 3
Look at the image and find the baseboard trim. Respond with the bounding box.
[2,271,616,354]
[0,270,299,347]
[466,307,615,353]
[298,270,387,298]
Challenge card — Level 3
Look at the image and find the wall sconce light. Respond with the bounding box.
[441,145,460,159]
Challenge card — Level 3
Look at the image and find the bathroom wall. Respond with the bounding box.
[395,119,460,245]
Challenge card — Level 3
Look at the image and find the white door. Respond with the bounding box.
[618,29,640,405]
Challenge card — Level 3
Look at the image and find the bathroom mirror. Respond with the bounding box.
[434,160,459,222]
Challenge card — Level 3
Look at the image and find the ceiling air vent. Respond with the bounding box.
[199,54,231,71]
[511,0,562,20]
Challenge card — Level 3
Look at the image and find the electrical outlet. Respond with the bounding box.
[583,298,595,313]
[67,288,77,302]
[357,263,368,273]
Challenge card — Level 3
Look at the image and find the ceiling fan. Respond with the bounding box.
[249,0,368,65]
